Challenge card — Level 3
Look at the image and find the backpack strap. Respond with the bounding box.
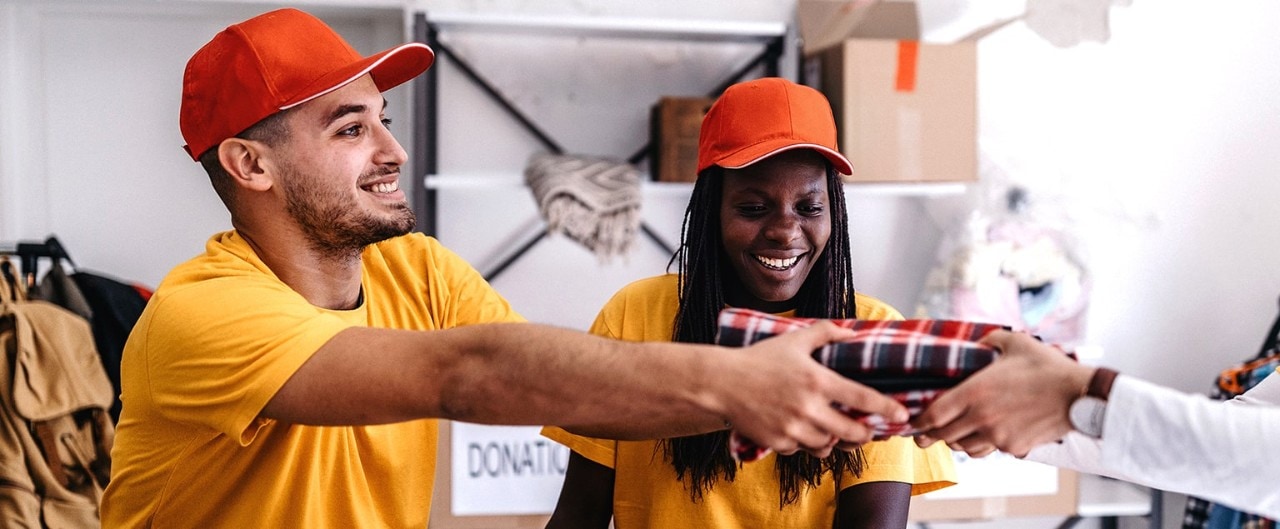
[31,421,69,488]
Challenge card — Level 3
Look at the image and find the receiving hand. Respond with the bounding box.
[910,330,1093,457]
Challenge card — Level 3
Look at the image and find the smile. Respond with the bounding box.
[363,180,399,194]
[754,254,801,271]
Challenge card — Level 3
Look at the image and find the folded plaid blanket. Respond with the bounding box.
[714,308,1008,462]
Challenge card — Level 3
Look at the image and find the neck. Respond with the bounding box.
[236,223,365,310]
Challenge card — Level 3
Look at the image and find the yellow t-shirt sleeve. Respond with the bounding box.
[419,237,525,326]
[846,437,957,495]
[139,277,353,444]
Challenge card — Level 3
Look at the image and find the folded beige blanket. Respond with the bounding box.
[523,153,641,262]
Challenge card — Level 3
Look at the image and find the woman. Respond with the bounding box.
[542,77,956,529]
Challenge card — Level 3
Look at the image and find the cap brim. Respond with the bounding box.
[717,142,853,175]
[281,42,435,110]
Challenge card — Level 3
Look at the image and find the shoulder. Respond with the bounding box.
[591,275,680,341]
[853,292,904,321]
[364,233,478,281]
[603,274,680,312]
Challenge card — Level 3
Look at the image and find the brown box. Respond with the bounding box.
[798,1,1012,183]
[650,96,714,182]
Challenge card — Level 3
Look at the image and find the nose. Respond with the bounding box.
[373,122,408,167]
[763,212,801,244]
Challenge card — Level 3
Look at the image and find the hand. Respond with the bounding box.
[716,321,909,458]
[910,330,1093,457]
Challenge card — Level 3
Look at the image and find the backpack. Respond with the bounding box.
[1181,298,1280,529]
[0,266,115,528]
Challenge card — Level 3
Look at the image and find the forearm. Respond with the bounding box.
[266,321,907,454]
[835,481,912,529]
[1095,375,1280,518]
[429,323,727,437]
[264,323,727,434]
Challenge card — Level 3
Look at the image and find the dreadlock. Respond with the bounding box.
[664,163,861,507]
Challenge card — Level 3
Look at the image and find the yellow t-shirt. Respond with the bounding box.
[101,231,522,529]
[542,274,956,529]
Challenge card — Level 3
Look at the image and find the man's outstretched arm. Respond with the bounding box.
[263,320,908,456]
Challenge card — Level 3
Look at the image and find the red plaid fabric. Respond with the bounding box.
[714,308,1008,463]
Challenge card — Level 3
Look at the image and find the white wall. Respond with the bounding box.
[2,1,1278,527]
[0,0,415,287]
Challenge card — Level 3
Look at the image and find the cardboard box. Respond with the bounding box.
[799,1,1010,183]
[650,96,714,183]
[909,465,1079,522]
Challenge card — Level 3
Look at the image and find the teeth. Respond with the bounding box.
[367,181,398,194]
[755,255,800,271]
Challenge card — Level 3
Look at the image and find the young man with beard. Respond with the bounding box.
[99,9,908,528]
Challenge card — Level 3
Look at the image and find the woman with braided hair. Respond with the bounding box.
[542,78,956,528]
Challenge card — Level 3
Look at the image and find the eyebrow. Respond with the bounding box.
[321,98,390,128]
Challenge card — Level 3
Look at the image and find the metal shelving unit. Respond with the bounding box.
[411,13,786,280]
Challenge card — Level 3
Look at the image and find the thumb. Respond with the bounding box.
[794,320,857,351]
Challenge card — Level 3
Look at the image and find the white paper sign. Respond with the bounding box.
[449,423,570,515]
[922,451,1059,499]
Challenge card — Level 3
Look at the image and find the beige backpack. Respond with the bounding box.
[0,265,114,528]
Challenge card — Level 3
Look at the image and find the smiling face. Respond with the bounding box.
[719,149,832,312]
[270,75,415,255]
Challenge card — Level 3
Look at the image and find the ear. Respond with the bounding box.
[217,138,275,192]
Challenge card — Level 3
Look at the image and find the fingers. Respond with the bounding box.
[728,321,901,458]
[977,329,1016,350]
[792,319,858,350]
[910,380,972,437]
[825,374,909,425]
[950,432,998,458]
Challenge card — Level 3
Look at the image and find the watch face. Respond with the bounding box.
[1068,396,1107,439]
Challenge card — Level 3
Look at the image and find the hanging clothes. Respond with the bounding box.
[1182,299,1280,529]
[68,272,150,423]
[23,237,151,422]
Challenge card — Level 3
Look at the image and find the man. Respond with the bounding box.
[912,330,1280,519]
[99,8,907,528]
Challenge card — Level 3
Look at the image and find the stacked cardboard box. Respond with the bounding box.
[798,0,1010,183]
[650,96,715,183]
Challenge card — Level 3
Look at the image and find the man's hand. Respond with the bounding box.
[911,330,1094,457]
[716,321,908,458]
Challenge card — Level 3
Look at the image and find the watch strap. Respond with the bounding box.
[1087,367,1119,401]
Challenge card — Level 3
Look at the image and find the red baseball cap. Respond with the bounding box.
[180,8,435,161]
[697,77,852,175]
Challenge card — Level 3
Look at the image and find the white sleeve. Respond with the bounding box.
[1095,372,1280,519]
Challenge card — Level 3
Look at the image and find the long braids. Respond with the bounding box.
[664,164,863,507]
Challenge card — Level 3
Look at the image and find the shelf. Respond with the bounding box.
[425,13,786,42]
[424,175,967,197]
[842,182,968,196]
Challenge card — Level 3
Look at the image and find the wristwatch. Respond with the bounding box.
[1068,367,1118,439]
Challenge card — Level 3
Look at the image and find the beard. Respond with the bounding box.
[280,164,416,260]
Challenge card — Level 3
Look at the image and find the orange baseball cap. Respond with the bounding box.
[179,8,435,161]
[696,77,852,175]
